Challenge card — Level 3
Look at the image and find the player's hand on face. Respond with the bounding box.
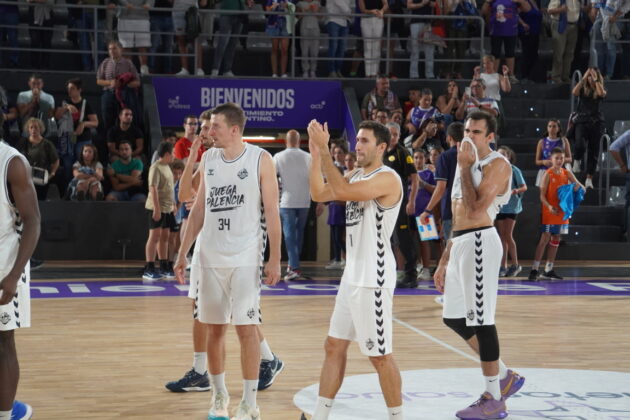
[263,260,281,286]
[174,256,188,284]
[434,264,446,293]
[191,136,203,153]
[457,140,476,168]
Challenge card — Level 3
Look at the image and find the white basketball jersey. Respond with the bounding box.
[196,143,267,268]
[451,138,511,221]
[341,166,402,289]
[0,143,28,275]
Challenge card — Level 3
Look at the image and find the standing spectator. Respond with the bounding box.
[211,0,253,77]
[535,118,573,187]
[0,0,20,68]
[17,118,60,200]
[67,143,105,200]
[435,79,462,125]
[173,0,206,76]
[445,0,476,76]
[96,40,142,132]
[359,0,388,77]
[547,0,580,83]
[27,0,54,70]
[1,85,19,146]
[297,0,321,78]
[412,148,436,281]
[608,129,630,236]
[518,0,542,82]
[174,115,205,163]
[324,144,347,269]
[384,122,419,288]
[273,129,311,280]
[529,147,584,280]
[496,145,526,277]
[455,78,500,120]
[106,108,145,161]
[151,129,178,163]
[326,0,353,77]
[17,74,55,138]
[589,0,626,80]
[360,75,402,120]
[105,140,146,201]
[571,67,606,189]
[386,0,409,77]
[266,0,295,77]
[143,141,175,280]
[150,0,175,74]
[482,0,530,82]
[117,0,152,75]
[408,0,436,79]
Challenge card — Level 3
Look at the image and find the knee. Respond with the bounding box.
[0,330,15,353]
[474,325,500,362]
[324,336,347,357]
[235,325,258,341]
[368,354,392,370]
[443,318,476,340]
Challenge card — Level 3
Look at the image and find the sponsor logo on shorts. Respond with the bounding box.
[247,308,256,319]
[365,338,375,351]
[238,169,248,180]
[0,312,11,325]
[467,310,474,321]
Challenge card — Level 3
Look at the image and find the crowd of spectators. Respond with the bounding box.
[3,0,630,79]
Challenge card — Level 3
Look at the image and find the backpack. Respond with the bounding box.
[185,6,202,42]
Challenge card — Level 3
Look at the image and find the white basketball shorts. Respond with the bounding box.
[329,281,394,357]
[0,264,31,331]
[443,227,501,327]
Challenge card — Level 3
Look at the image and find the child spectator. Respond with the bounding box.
[496,146,527,277]
[323,144,347,269]
[412,149,436,281]
[105,140,146,202]
[152,129,178,164]
[535,119,573,187]
[169,159,186,274]
[344,151,356,171]
[143,141,176,281]
[529,147,584,281]
[297,0,321,78]
[67,143,104,201]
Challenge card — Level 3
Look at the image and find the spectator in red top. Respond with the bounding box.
[173,115,205,164]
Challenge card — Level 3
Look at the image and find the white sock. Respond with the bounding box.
[312,397,334,420]
[545,262,554,272]
[193,352,207,374]
[243,379,258,408]
[532,260,540,270]
[211,372,228,394]
[388,405,403,419]
[0,410,11,420]
[498,359,508,380]
[485,375,501,400]
[260,339,274,362]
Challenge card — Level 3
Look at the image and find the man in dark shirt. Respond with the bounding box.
[383,122,419,288]
[106,107,145,161]
[419,122,464,242]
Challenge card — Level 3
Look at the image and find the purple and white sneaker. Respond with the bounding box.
[456,392,508,420]
[501,369,525,399]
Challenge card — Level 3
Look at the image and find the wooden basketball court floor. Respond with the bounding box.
[14,260,630,419]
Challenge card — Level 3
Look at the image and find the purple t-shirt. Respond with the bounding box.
[490,0,519,37]
[538,137,563,170]
[412,169,436,217]
[410,106,438,130]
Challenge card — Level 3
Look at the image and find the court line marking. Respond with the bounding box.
[393,317,479,363]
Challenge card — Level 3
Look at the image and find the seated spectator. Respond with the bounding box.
[403,87,420,116]
[117,0,151,75]
[413,117,448,152]
[97,40,142,132]
[17,117,59,200]
[107,108,145,161]
[325,0,353,77]
[67,143,104,200]
[361,75,402,120]
[17,74,55,138]
[455,78,499,121]
[173,115,206,163]
[436,79,462,126]
[374,108,390,125]
[265,0,294,77]
[473,54,511,127]
[54,78,100,185]
[297,0,322,78]
[105,140,146,201]
[0,85,19,146]
[405,87,439,138]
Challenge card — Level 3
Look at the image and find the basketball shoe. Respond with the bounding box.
[165,368,211,392]
[258,354,284,390]
[208,391,230,420]
[501,369,525,399]
[456,392,507,420]
[231,401,261,420]
[11,401,32,420]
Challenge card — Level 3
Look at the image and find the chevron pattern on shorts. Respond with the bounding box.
[375,208,386,355]
[474,232,484,325]
[13,292,20,328]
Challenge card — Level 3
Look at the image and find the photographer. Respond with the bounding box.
[412,115,448,152]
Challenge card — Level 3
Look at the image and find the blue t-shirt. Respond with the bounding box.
[435,146,458,221]
[499,165,526,214]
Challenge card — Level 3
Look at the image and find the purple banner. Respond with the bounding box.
[152,77,347,130]
[28,280,630,299]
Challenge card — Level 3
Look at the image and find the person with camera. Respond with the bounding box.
[16,117,59,201]
[455,78,499,121]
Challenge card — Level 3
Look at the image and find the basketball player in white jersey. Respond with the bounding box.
[0,120,40,420]
[303,120,404,420]
[174,103,281,420]
[434,111,525,420]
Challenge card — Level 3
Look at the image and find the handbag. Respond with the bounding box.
[32,166,49,186]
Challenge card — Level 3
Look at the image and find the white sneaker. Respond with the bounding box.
[195,68,205,76]
[176,68,190,76]
[325,260,341,270]
[272,74,279,78]
[302,72,309,78]
[224,71,235,77]
[339,259,345,268]
[572,159,581,173]
[211,69,219,76]
[209,391,230,420]
[231,400,261,420]
[434,296,444,305]
[585,178,594,189]
[140,65,149,75]
[418,268,432,281]
[281,73,288,78]
[310,71,316,78]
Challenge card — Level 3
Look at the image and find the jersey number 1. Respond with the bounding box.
[218,218,231,231]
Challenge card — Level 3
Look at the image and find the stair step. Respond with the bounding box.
[565,224,623,242]
[557,241,630,260]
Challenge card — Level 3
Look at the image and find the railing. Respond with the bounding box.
[598,133,612,206]
[588,14,630,73]
[0,1,485,78]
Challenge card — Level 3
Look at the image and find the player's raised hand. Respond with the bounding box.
[307,119,330,149]
[263,260,281,286]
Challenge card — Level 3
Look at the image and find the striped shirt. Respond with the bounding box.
[96,58,139,90]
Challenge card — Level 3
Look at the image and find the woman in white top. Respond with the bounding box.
[472,54,511,133]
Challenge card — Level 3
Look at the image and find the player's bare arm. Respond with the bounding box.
[434,240,452,293]
[538,171,558,214]
[178,136,203,203]
[0,158,40,305]
[260,152,282,286]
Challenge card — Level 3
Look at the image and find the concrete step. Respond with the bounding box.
[565,224,623,242]
[557,241,630,260]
